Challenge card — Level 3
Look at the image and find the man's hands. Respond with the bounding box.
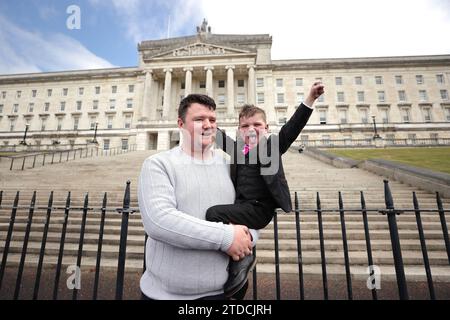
[227,225,253,261]
[305,81,325,107]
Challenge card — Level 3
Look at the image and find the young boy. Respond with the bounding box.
[206,82,324,298]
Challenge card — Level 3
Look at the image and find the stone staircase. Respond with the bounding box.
[1,148,449,283]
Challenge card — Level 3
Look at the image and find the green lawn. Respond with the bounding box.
[327,147,450,174]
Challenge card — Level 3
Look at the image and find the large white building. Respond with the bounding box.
[1,20,450,151]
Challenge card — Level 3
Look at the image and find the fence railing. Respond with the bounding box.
[5,144,137,171]
[301,138,450,148]
[0,180,449,300]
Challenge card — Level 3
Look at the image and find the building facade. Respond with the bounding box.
[1,21,450,151]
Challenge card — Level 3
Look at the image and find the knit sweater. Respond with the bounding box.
[138,146,257,299]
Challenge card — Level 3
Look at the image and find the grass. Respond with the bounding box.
[327,147,450,175]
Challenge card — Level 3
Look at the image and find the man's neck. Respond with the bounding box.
[181,143,213,160]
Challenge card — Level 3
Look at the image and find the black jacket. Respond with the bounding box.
[216,103,313,212]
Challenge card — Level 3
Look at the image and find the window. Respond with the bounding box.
[237,93,245,105]
[78,87,84,95]
[378,91,385,103]
[103,139,110,150]
[277,93,285,104]
[93,100,99,110]
[199,81,206,89]
[44,102,50,112]
[408,133,417,144]
[121,139,129,150]
[32,90,37,98]
[317,94,324,103]
[380,108,389,123]
[28,103,34,113]
[107,116,113,129]
[127,98,133,108]
[296,93,304,104]
[41,118,47,131]
[60,101,66,111]
[181,82,185,90]
[128,85,134,93]
[422,107,432,122]
[319,109,327,124]
[47,89,52,97]
[16,91,22,98]
[339,108,348,124]
[300,135,309,143]
[337,92,345,103]
[436,74,445,84]
[419,90,428,101]
[295,78,303,86]
[445,108,450,121]
[322,135,330,146]
[355,76,362,85]
[401,108,411,123]
[57,118,63,131]
[441,90,449,100]
[112,86,117,94]
[360,108,369,124]
[95,86,101,94]
[276,79,283,87]
[0,104,3,113]
[395,75,403,85]
[257,78,264,87]
[430,133,439,142]
[238,79,245,87]
[357,91,365,102]
[10,118,16,132]
[416,75,424,84]
[277,109,287,124]
[1,91,6,99]
[76,101,82,111]
[386,134,395,142]
[73,117,79,130]
[124,115,132,129]
[90,117,97,129]
[13,104,19,113]
[218,80,225,88]
[257,92,265,104]
[398,90,407,102]
[110,99,116,110]
[335,77,343,85]
[63,88,68,96]
[375,76,383,85]
[218,94,225,105]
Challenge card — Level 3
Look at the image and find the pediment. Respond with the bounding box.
[147,42,251,60]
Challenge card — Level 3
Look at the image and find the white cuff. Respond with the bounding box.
[303,102,313,109]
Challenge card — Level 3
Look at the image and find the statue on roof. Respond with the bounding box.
[197,18,211,34]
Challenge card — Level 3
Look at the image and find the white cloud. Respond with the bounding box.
[202,0,450,59]
[0,13,115,75]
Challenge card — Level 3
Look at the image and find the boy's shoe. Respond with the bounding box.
[224,255,257,298]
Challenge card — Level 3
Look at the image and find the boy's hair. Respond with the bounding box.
[238,104,267,124]
[178,94,216,121]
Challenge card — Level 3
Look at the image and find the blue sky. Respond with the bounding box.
[1,0,450,75]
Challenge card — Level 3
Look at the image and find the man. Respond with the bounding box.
[138,94,256,300]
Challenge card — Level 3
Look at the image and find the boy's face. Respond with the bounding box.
[238,113,268,147]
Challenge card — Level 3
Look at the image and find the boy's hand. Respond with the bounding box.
[305,81,325,107]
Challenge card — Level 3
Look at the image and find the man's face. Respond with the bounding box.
[178,103,217,152]
[238,113,268,147]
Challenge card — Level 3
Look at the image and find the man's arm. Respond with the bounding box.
[277,82,324,154]
[138,156,251,255]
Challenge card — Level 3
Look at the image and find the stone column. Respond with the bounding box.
[141,70,153,121]
[157,130,170,151]
[163,68,172,119]
[183,67,193,97]
[247,65,256,105]
[205,66,214,97]
[226,65,235,116]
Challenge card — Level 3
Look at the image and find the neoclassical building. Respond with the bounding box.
[1,21,450,151]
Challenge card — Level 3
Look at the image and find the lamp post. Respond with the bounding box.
[372,116,380,139]
[91,122,99,144]
[19,124,29,145]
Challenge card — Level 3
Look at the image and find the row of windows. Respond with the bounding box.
[262,74,447,88]
[0,99,134,114]
[1,138,130,151]
[4,115,133,132]
[0,85,135,100]
[254,89,449,105]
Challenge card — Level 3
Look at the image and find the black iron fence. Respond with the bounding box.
[0,180,449,300]
[4,144,137,171]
